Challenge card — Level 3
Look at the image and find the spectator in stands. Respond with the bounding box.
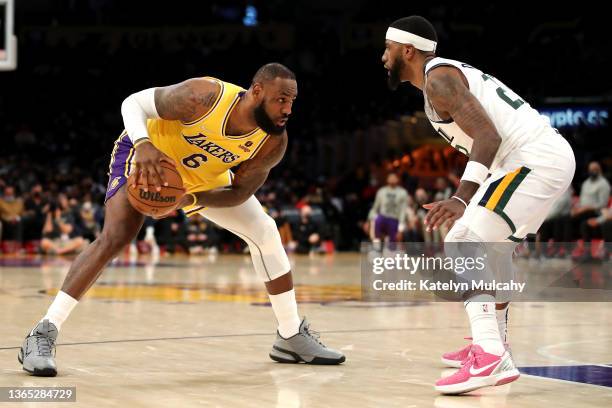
[0,186,24,251]
[292,205,322,254]
[186,216,219,255]
[318,190,342,248]
[368,173,408,248]
[79,201,100,242]
[585,207,612,243]
[536,187,573,257]
[399,193,422,242]
[155,210,188,254]
[66,196,87,238]
[568,161,611,239]
[579,199,612,260]
[22,183,48,242]
[269,207,294,249]
[433,177,452,201]
[40,201,86,255]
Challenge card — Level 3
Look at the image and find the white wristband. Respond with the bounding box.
[460,161,489,185]
[451,195,468,208]
[121,88,160,144]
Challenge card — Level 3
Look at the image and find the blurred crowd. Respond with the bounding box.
[1,152,610,258]
[1,1,610,257]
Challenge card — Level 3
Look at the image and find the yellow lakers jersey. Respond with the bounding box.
[146,77,270,215]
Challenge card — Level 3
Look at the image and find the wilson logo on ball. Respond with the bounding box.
[139,190,176,203]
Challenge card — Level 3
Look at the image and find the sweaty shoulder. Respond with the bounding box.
[154,77,222,123]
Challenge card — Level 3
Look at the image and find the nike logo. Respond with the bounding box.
[469,359,500,375]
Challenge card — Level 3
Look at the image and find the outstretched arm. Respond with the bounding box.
[423,66,502,230]
[185,133,288,208]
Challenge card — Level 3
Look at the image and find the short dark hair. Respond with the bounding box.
[390,16,438,43]
[252,63,296,84]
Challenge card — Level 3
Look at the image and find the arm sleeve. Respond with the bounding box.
[121,88,160,144]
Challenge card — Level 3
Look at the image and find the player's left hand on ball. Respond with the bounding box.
[423,199,465,232]
[132,141,176,193]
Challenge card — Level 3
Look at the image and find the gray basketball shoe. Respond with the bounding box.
[269,318,345,365]
[18,319,58,377]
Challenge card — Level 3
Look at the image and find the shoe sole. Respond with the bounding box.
[270,346,345,365]
[18,350,57,377]
[435,369,520,395]
[440,357,462,369]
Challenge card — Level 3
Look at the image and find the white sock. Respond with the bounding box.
[465,300,505,355]
[38,291,78,332]
[496,303,509,343]
[269,289,301,338]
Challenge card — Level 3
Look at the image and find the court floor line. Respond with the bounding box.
[0,326,459,351]
[521,373,612,390]
[536,338,612,368]
[0,323,610,351]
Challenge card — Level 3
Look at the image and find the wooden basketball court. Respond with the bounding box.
[1,253,610,407]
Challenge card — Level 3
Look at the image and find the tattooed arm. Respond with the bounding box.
[421,66,502,231]
[154,78,221,122]
[184,132,288,208]
[425,66,501,203]
[121,78,221,193]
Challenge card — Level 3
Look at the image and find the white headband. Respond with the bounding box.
[385,27,437,52]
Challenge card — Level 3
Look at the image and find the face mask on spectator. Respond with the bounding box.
[589,171,599,180]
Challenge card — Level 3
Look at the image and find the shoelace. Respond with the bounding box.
[460,344,509,367]
[303,325,325,347]
[461,353,475,369]
[460,347,495,373]
[35,334,55,357]
[460,344,475,366]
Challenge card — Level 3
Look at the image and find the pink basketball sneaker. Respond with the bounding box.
[442,338,512,368]
[435,345,520,395]
[441,337,472,368]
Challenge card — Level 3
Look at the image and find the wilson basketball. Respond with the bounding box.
[127,161,185,216]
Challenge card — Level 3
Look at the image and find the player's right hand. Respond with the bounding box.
[132,140,176,192]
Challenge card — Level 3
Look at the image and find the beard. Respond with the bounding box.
[254,102,287,135]
[386,57,404,91]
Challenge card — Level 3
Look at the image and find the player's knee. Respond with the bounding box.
[445,223,483,244]
[255,214,280,244]
[98,229,132,253]
[444,223,488,276]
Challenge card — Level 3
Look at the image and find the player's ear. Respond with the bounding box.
[403,44,414,59]
[252,82,264,98]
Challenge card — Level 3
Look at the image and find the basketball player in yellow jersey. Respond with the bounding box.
[19,63,345,377]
